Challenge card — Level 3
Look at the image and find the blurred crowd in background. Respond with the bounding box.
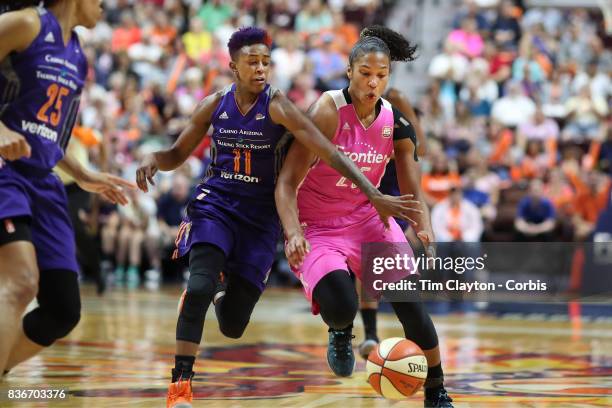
[57,0,611,290]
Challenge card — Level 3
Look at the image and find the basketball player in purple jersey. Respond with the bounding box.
[135,27,420,408]
[0,0,135,376]
[276,27,453,407]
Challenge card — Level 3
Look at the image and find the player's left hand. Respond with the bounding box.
[285,232,310,269]
[371,193,422,229]
[76,171,136,206]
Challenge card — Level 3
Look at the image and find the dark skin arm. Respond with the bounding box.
[394,138,434,250]
[136,92,221,191]
[275,93,421,267]
[385,88,426,157]
[0,9,40,161]
[270,91,420,226]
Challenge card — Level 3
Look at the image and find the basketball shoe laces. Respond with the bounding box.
[426,386,453,407]
[329,328,354,358]
[167,372,193,407]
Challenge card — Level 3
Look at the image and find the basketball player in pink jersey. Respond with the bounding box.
[275,27,453,407]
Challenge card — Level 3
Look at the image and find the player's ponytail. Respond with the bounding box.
[349,25,418,66]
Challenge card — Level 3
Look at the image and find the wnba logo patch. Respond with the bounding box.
[382,126,392,138]
[4,219,15,234]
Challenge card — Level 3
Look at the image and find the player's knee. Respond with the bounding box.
[321,297,357,329]
[3,266,38,309]
[186,274,216,300]
[219,318,249,339]
[24,295,81,347]
[50,306,81,339]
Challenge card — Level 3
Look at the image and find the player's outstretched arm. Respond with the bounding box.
[57,147,136,206]
[136,92,221,192]
[394,137,434,249]
[269,91,421,228]
[275,141,315,268]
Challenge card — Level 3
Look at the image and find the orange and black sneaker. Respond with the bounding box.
[166,371,193,408]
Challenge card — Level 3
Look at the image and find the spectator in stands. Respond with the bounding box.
[452,0,489,32]
[182,18,212,61]
[271,33,306,93]
[308,33,348,91]
[462,168,497,222]
[512,45,545,88]
[572,59,611,100]
[419,81,447,140]
[111,10,141,52]
[514,179,556,241]
[482,40,513,92]
[491,80,535,128]
[287,72,321,112]
[432,187,484,242]
[331,9,359,55]
[541,69,570,120]
[157,174,191,278]
[114,190,160,288]
[150,10,177,50]
[543,168,575,217]
[295,0,334,36]
[447,17,484,59]
[491,0,521,50]
[563,85,608,143]
[428,39,470,86]
[197,0,233,33]
[517,105,560,148]
[571,171,612,241]
[444,100,486,157]
[422,154,461,206]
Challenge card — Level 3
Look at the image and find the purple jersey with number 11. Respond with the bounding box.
[0,7,86,174]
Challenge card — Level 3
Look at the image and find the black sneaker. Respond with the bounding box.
[424,385,454,407]
[327,327,355,377]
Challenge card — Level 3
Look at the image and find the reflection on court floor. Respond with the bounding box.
[3,287,611,407]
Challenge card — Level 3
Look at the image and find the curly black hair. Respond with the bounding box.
[349,25,418,66]
[1,1,58,14]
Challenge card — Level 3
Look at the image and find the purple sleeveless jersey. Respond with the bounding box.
[0,8,86,273]
[0,7,86,174]
[203,83,290,202]
[176,84,291,292]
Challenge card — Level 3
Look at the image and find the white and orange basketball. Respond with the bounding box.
[366,337,428,399]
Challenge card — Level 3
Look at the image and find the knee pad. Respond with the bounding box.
[320,301,357,330]
[215,274,260,339]
[314,270,358,330]
[176,244,225,343]
[218,317,248,339]
[23,269,81,347]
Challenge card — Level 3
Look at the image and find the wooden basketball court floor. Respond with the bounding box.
[2,286,611,407]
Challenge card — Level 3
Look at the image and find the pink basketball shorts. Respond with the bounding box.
[291,206,417,314]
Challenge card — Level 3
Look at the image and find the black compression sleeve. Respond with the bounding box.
[392,107,419,161]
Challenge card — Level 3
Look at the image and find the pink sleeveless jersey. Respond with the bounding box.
[297,89,395,225]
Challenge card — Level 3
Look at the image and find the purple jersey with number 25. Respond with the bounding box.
[0,7,86,174]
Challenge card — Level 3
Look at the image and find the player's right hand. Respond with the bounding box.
[285,232,310,269]
[0,128,31,161]
[371,193,422,229]
[136,153,158,192]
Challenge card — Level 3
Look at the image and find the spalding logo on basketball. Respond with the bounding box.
[366,337,428,399]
